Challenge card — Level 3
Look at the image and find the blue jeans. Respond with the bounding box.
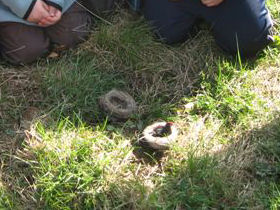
[142,0,273,57]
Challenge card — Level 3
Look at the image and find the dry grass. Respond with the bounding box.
[0,4,280,209]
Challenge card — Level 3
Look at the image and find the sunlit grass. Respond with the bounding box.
[0,1,279,209]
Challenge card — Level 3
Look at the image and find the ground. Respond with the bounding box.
[0,1,280,209]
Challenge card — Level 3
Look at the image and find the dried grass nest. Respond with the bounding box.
[99,89,137,119]
[141,121,178,150]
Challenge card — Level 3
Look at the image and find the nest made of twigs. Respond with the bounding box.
[141,121,178,150]
[99,89,137,119]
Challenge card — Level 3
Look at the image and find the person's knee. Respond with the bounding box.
[155,27,189,45]
[239,34,271,57]
[2,38,49,64]
[142,0,196,45]
[54,28,91,49]
[215,9,273,57]
[149,20,195,45]
[215,24,272,57]
[0,22,50,64]
[46,4,93,48]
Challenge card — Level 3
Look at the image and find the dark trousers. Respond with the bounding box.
[0,3,92,64]
[142,0,273,57]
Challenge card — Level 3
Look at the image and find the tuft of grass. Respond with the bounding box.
[184,59,258,127]
[40,53,128,123]
[270,184,280,210]
[0,185,15,210]
[26,118,135,209]
[148,154,236,209]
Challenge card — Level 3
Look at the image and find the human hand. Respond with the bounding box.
[27,0,50,23]
[38,6,62,27]
[201,0,224,7]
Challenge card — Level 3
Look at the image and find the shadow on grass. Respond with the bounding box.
[132,141,165,165]
[99,114,280,209]
[0,57,278,209]
[0,9,279,209]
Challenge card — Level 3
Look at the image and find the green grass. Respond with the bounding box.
[0,1,280,209]
[0,185,16,210]
[186,60,257,126]
[29,119,133,209]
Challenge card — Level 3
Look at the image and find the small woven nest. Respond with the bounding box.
[99,89,137,119]
[141,121,178,150]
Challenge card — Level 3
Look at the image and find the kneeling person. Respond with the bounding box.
[0,0,92,64]
[138,0,273,57]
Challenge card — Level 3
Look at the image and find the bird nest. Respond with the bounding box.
[99,89,137,120]
[141,121,178,150]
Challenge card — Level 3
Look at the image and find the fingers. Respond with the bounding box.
[49,6,58,17]
[27,0,51,23]
[38,18,53,27]
[37,6,62,27]
[38,16,57,27]
[201,0,224,7]
[38,12,62,27]
[41,1,50,11]
[47,6,62,22]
